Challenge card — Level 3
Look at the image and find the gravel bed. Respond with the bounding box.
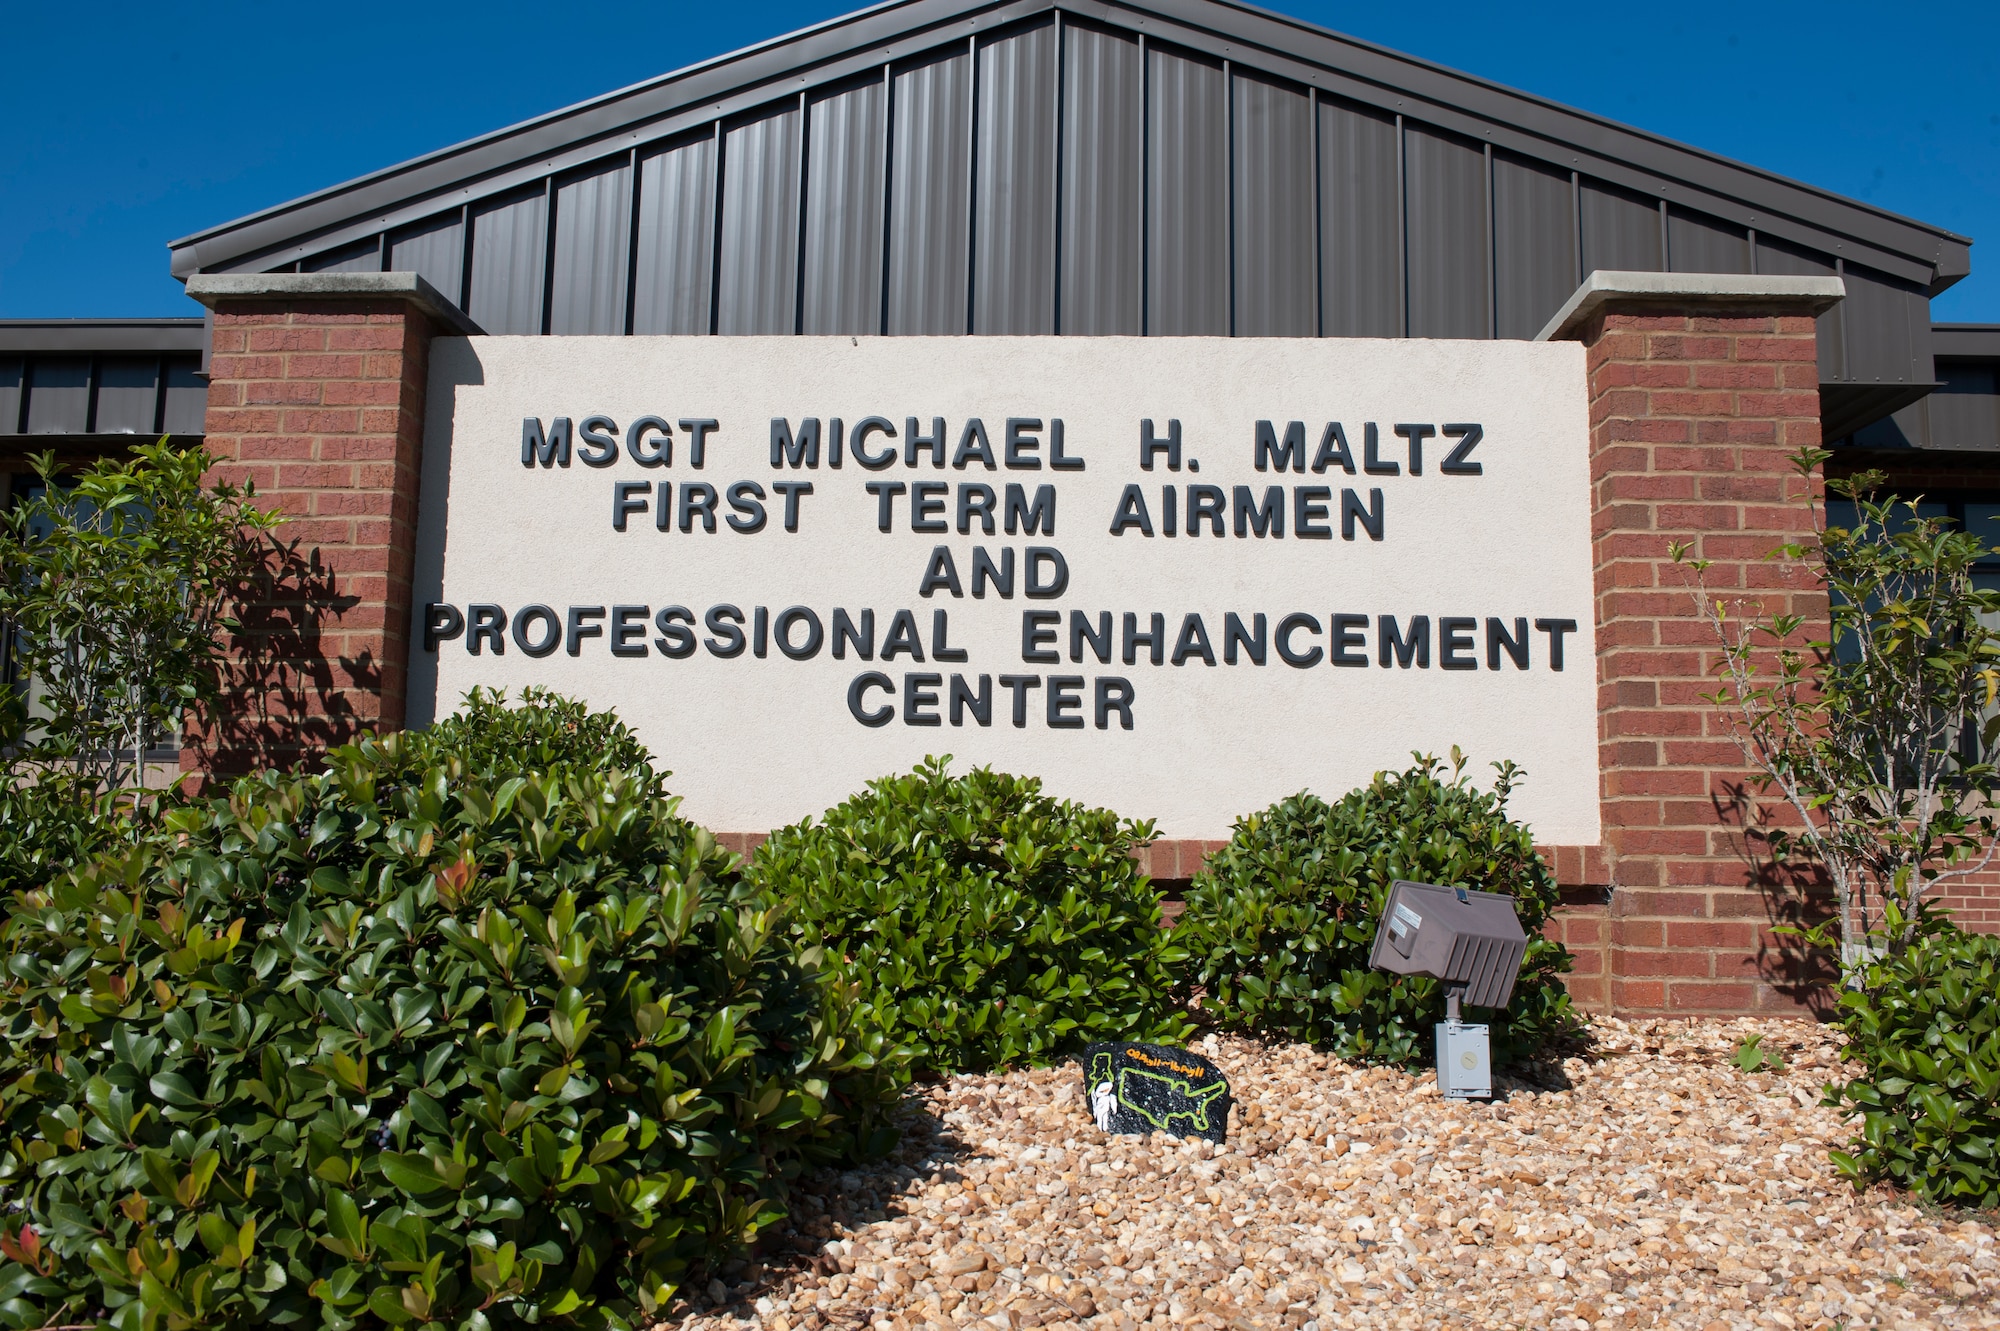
[662,1018,1999,1331]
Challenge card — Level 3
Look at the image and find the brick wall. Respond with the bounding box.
[1562,302,1834,1015]
[184,288,441,776]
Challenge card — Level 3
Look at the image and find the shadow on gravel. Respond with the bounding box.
[669,1086,976,1325]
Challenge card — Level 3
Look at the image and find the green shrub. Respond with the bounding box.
[1175,752,1576,1067]
[1831,909,2000,1208]
[750,756,1191,1075]
[0,713,903,1330]
[0,769,136,897]
[426,687,654,786]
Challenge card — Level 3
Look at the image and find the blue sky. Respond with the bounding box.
[2,1,1995,321]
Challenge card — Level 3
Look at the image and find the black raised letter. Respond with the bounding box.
[678,419,717,468]
[852,417,898,469]
[919,546,964,598]
[726,481,768,533]
[999,674,1042,727]
[1276,613,1323,668]
[577,416,619,467]
[905,673,942,726]
[654,606,695,658]
[1223,612,1266,665]
[1025,547,1069,599]
[1341,488,1384,541]
[1235,486,1284,538]
[1486,617,1530,670]
[1255,420,1307,473]
[1005,418,1043,469]
[423,603,463,652]
[611,605,649,658]
[1110,484,1154,537]
[771,418,820,468]
[972,547,1015,598]
[848,673,894,727]
[865,480,905,531]
[1122,612,1165,666]
[513,605,561,657]
[1022,610,1060,663]
[773,480,813,531]
[1331,613,1368,667]
[1394,423,1436,476]
[468,604,505,655]
[777,606,824,660]
[1140,419,1182,471]
[1379,615,1429,669]
[1535,617,1578,671]
[1442,424,1483,475]
[627,416,672,466]
[1070,610,1112,663]
[950,674,993,726]
[522,417,571,468]
[1047,676,1085,729]
[1095,677,1136,730]
[1441,617,1477,670]
[704,605,746,658]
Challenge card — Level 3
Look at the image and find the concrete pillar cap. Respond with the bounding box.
[184,271,482,336]
[1536,270,1846,343]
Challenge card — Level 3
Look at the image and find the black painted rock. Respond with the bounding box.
[1080,1042,1233,1143]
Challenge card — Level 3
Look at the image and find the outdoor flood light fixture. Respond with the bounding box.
[1368,880,1529,1099]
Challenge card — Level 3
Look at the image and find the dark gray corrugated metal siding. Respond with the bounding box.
[467,190,548,335]
[0,326,205,439]
[0,362,19,433]
[303,239,381,273]
[94,359,160,435]
[387,215,465,308]
[1317,98,1399,338]
[1404,124,1487,340]
[1147,45,1228,336]
[1060,23,1140,336]
[1841,264,1932,389]
[1493,153,1574,341]
[162,362,207,435]
[633,134,716,335]
[718,106,803,335]
[1231,71,1315,338]
[1580,180,1661,277]
[550,161,633,336]
[256,7,1945,433]
[1755,236,1842,380]
[974,22,1058,334]
[804,79,888,335]
[26,360,90,434]
[1931,361,2000,450]
[1668,207,1748,275]
[888,48,972,334]
[0,352,203,438]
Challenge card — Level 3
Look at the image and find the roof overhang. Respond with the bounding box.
[1934,324,2000,360]
[0,319,206,355]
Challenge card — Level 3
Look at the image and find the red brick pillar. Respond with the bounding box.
[1542,272,1845,1016]
[182,273,478,777]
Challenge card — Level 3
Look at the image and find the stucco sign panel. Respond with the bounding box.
[411,336,1599,843]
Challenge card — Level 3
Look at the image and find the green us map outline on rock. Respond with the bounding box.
[1089,1051,1228,1135]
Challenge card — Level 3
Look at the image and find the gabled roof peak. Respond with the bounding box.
[170,0,1968,292]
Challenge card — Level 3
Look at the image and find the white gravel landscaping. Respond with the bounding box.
[661,1017,2000,1331]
